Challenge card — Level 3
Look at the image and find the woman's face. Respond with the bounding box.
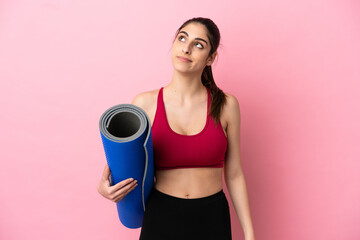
[171,22,216,75]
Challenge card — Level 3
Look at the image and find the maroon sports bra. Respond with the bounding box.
[152,87,227,170]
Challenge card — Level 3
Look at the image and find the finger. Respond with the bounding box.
[113,180,138,201]
[114,181,138,202]
[123,181,138,195]
[109,178,136,193]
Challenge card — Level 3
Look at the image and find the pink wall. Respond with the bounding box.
[1,0,359,239]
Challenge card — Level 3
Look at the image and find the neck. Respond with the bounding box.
[166,70,206,99]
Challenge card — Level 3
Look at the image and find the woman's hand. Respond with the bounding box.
[97,164,138,203]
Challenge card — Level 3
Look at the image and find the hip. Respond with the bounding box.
[140,187,232,240]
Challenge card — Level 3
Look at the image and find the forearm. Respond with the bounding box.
[225,173,255,239]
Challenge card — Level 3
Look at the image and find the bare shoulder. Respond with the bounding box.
[131,88,159,116]
[223,92,240,117]
[221,92,241,128]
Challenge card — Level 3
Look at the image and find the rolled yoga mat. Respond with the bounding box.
[99,104,154,229]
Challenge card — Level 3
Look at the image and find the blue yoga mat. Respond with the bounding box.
[99,104,154,229]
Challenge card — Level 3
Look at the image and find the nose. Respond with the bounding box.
[182,43,191,54]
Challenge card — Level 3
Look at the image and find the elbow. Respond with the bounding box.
[224,167,244,183]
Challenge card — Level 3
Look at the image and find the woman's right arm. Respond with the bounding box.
[97,164,138,203]
[97,91,155,202]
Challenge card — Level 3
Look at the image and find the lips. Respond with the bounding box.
[177,56,192,62]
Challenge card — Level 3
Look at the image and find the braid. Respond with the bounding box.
[201,65,227,126]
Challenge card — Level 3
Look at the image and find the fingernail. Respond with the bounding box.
[130,178,134,181]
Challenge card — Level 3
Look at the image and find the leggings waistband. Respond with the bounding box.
[150,187,226,207]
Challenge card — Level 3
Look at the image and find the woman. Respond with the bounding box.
[98,17,255,240]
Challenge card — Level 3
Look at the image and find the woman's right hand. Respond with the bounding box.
[97,164,138,203]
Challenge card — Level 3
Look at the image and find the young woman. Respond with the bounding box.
[98,17,255,240]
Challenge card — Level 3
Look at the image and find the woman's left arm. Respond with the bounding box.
[223,94,255,240]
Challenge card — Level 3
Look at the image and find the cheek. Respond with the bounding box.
[195,51,210,64]
[172,41,181,50]
[170,47,179,65]
[171,44,180,58]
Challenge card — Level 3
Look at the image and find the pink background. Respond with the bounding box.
[1,0,359,239]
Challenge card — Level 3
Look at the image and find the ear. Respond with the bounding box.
[206,52,217,66]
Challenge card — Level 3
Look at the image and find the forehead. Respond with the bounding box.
[178,22,209,41]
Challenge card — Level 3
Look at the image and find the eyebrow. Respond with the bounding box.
[179,31,208,45]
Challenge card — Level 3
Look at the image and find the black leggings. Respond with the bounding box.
[139,188,232,240]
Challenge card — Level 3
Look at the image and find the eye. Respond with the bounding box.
[195,42,204,49]
[178,35,186,42]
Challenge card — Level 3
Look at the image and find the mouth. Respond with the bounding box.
[177,56,192,62]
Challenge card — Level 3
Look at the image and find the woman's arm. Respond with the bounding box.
[223,94,255,240]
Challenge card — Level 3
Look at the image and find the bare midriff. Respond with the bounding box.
[154,167,223,199]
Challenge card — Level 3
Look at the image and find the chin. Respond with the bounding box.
[173,66,194,74]
[172,61,190,73]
